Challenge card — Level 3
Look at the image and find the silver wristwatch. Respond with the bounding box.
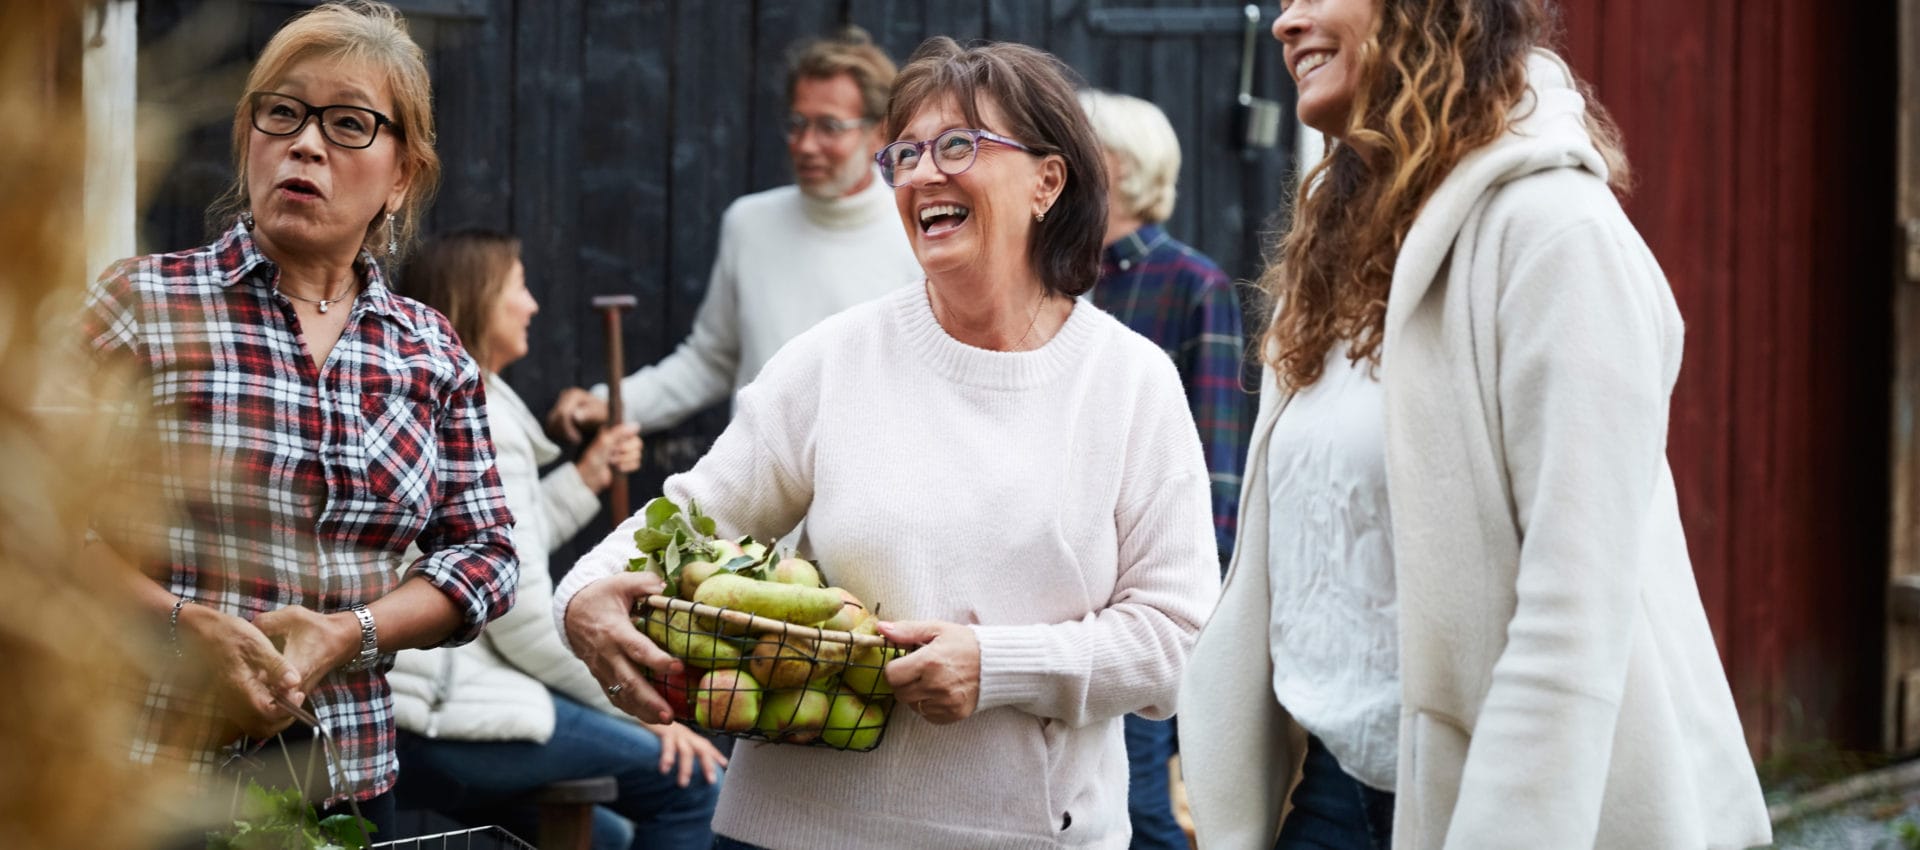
[341,604,380,672]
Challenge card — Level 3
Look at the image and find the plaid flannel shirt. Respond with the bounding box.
[1093,224,1250,566]
[83,223,518,802]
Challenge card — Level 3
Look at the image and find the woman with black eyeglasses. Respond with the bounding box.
[80,2,516,836]
[558,37,1220,850]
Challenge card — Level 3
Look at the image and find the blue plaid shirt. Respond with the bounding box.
[1093,224,1249,566]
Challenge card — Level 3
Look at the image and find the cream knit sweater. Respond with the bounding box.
[557,284,1222,849]
[593,174,922,432]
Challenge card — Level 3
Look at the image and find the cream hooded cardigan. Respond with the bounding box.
[1178,51,1772,850]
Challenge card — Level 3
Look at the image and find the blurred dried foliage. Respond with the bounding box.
[0,1,182,847]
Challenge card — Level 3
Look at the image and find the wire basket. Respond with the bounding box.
[637,595,901,752]
[372,825,533,849]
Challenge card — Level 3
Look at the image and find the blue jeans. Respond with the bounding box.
[397,693,720,850]
[1273,736,1395,850]
[1124,714,1188,849]
[711,837,769,850]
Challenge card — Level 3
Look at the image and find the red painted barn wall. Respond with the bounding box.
[1553,0,1897,755]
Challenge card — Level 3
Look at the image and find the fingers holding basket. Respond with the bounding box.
[877,619,981,725]
[566,572,680,723]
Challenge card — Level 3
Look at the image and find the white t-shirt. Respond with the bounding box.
[1266,343,1401,790]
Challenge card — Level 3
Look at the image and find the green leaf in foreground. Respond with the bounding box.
[643,496,680,531]
[633,527,674,554]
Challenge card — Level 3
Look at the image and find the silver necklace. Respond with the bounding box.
[277,277,356,314]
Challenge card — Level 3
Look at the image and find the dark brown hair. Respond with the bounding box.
[887,37,1108,298]
[787,26,897,121]
[396,229,521,370]
[1263,0,1630,390]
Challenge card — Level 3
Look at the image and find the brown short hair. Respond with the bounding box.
[210,1,440,262]
[787,26,896,121]
[397,230,520,370]
[887,37,1108,298]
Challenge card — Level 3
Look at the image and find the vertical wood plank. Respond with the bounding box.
[986,0,1049,45]
[1889,0,1920,753]
[641,0,759,496]
[848,0,926,65]
[425,0,513,235]
[750,0,845,191]
[505,0,584,414]
[923,0,986,44]
[576,0,673,409]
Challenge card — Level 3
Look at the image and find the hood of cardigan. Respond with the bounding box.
[1383,48,1611,341]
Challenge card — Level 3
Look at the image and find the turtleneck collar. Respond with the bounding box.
[799,167,896,230]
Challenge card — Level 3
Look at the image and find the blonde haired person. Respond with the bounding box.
[547,26,921,443]
[81,1,516,835]
[1178,0,1770,848]
[1079,88,1248,850]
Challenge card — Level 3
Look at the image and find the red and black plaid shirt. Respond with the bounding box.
[84,223,518,802]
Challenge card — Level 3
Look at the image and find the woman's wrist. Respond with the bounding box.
[575,455,611,493]
[329,608,374,671]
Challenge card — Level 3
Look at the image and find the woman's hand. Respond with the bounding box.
[646,720,728,787]
[174,604,304,739]
[565,571,681,724]
[876,620,981,725]
[545,387,610,446]
[254,605,363,696]
[575,422,642,493]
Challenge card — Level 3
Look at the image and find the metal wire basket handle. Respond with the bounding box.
[641,594,894,648]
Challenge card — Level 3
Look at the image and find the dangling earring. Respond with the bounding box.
[241,210,254,230]
[385,213,399,256]
[1035,211,1047,223]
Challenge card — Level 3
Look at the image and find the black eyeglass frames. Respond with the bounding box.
[249,92,397,150]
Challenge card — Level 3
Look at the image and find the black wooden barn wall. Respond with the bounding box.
[136,0,1298,556]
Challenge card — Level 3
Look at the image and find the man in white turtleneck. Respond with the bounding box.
[549,27,921,439]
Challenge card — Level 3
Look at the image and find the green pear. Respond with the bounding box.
[647,610,742,668]
[770,557,823,588]
[676,559,723,600]
[756,688,832,742]
[819,689,888,751]
[746,634,843,689]
[840,642,894,703]
[693,669,762,732]
[817,588,869,633]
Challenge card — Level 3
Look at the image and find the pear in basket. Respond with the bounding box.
[820,689,888,751]
[747,634,843,689]
[694,669,762,732]
[756,688,832,743]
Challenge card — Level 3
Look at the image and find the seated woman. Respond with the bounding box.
[389,230,723,850]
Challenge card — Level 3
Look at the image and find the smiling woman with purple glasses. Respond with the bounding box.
[80,2,516,836]
[555,37,1222,850]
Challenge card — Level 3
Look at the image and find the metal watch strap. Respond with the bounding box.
[342,603,379,672]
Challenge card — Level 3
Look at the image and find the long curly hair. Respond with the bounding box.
[1262,0,1630,390]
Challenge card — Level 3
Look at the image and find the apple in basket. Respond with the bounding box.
[644,665,696,720]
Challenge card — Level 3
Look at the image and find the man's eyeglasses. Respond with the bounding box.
[249,92,398,150]
[875,128,1037,188]
[785,114,873,141]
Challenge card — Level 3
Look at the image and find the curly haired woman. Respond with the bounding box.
[1178,2,1772,848]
